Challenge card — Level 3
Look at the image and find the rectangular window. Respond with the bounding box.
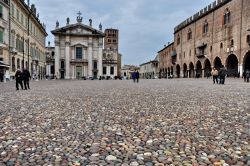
[0,30,3,43]
[103,66,106,75]
[16,9,19,21]
[60,60,64,69]
[0,5,3,18]
[110,66,114,75]
[21,14,24,25]
[93,61,97,69]
[76,47,82,59]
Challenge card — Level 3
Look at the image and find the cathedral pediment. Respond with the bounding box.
[51,23,105,37]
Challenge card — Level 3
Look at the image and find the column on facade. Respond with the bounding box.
[238,64,243,77]
[98,39,103,77]
[88,37,93,78]
[65,40,70,79]
[114,66,117,76]
[107,66,110,76]
[46,64,50,77]
[201,69,204,78]
[55,41,60,79]
[180,70,184,78]
[71,48,75,79]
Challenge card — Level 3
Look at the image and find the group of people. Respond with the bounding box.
[15,68,31,90]
[243,70,250,82]
[211,65,228,84]
[211,65,250,84]
[132,71,140,83]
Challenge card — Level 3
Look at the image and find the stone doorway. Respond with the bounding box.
[183,63,188,78]
[196,61,202,78]
[226,54,238,77]
[176,64,180,78]
[214,57,222,70]
[189,62,195,78]
[204,59,211,78]
[244,51,250,71]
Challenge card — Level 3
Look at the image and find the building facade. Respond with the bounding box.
[0,0,10,81]
[45,42,55,79]
[139,58,159,79]
[103,28,121,78]
[121,65,139,79]
[159,0,250,78]
[158,43,175,78]
[9,0,47,79]
[52,15,105,79]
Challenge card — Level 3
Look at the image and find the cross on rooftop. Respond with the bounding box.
[77,11,82,17]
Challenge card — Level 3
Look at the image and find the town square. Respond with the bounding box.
[0,0,250,165]
[0,79,249,166]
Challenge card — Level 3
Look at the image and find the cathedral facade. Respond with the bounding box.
[52,14,105,79]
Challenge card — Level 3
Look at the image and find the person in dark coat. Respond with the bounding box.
[243,71,246,82]
[0,71,3,82]
[132,71,136,83]
[22,68,31,90]
[135,71,140,83]
[218,65,227,85]
[15,68,23,90]
[246,69,250,83]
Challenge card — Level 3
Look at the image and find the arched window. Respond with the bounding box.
[223,8,231,25]
[177,34,180,45]
[203,20,209,33]
[187,29,192,40]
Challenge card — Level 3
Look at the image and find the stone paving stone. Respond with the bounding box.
[0,79,249,165]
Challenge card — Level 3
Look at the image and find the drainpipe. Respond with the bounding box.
[239,0,244,76]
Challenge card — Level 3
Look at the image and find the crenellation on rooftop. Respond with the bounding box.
[174,0,232,33]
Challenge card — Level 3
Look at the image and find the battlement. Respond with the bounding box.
[174,0,232,33]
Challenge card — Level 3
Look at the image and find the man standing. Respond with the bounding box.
[136,70,140,83]
[15,68,23,90]
[219,65,227,85]
[246,69,250,83]
[211,67,218,84]
[23,68,31,90]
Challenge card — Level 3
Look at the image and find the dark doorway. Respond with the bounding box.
[244,51,250,71]
[226,54,238,77]
[214,57,222,70]
[204,59,211,78]
[60,71,64,79]
[183,63,188,78]
[176,64,180,78]
[196,61,202,78]
[189,62,195,78]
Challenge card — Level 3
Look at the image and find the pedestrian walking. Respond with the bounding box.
[0,71,3,82]
[15,68,23,90]
[211,67,218,84]
[132,71,136,83]
[135,70,140,83]
[246,69,250,83]
[218,65,227,85]
[243,71,246,82]
[22,68,31,90]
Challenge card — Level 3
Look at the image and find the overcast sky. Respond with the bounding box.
[32,0,214,65]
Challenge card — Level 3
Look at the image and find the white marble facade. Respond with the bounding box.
[52,16,105,79]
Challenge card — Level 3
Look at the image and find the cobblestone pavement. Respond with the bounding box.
[0,79,249,166]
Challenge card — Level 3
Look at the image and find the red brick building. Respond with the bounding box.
[159,0,250,78]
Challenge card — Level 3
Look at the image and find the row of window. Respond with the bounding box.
[103,66,114,75]
[107,39,117,43]
[11,3,45,44]
[177,8,232,44]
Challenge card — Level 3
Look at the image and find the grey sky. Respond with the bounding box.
[32,0,214,65]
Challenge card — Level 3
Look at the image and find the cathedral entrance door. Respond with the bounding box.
[60,71,64,79]
[76,66,82,79]
[93,72,97,79]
